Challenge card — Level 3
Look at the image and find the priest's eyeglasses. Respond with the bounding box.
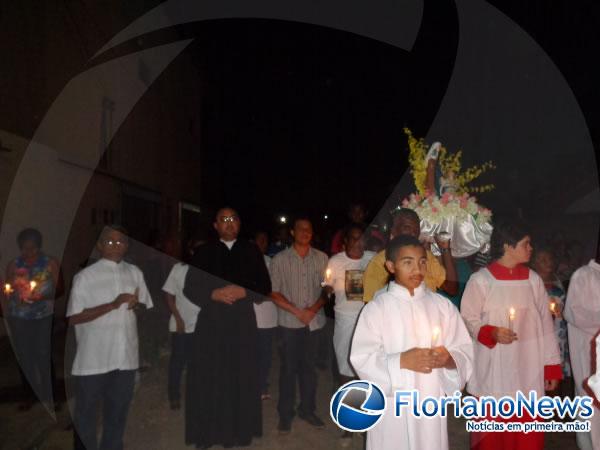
[101,239,126,246]
[218,215,239,223]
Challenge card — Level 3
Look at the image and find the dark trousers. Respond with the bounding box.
[73,370,135,450]
[168,332,193,403]
[7,315,55,404]
[257,327,275,395]
[277,326,321,421]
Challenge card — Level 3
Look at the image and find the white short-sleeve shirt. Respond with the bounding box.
[162,263,200,333]
[254,255,278,329]
[67,258,153,375]
[327,251,375,315]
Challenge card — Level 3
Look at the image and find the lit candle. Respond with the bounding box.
[30,280,37,291]
[321,269,332,287]
[549,300,557,314]
[508,307,516,332]
[4,283,12,295]
[431,326,441,348]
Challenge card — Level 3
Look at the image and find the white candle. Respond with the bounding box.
[321,269,332,287]
[431,326,441,348]
[508,307,516,332]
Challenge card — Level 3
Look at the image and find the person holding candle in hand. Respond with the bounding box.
[3,227,63,412]
[67,225,153,450]
[351,235,473,450]
[325,223,375,446]
[531,247,571,386]
[460,219,561,450]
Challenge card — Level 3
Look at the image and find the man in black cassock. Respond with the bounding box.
[183,207,272,448]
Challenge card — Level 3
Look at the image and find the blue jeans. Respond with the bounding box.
[73,370,135,450]
[277,326,321,422]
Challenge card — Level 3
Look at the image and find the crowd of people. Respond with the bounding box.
[1,201,598,450]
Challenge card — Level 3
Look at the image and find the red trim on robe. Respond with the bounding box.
[487,262,529,280]
[470,407,544,450]
[477,325,498,349]
[544,364,563,381]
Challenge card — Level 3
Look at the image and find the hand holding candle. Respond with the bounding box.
[27,280,38,302]
[549,297,561,318]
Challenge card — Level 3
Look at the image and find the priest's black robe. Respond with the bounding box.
[183,239,271,448]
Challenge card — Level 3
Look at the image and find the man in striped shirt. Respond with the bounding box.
[270,217,329,434]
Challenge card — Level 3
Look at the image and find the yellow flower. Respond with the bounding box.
[404,129,496,195]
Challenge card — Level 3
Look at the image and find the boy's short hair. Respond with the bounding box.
[385,235,424,262]
[490,219,530,260]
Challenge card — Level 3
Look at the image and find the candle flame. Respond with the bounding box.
[4,283,11,293]
[509,307,516,318]
[325,269,332,280]
[550,301,556,312]
[29,281,37,290]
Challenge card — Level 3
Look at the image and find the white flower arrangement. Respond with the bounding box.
[400,192,492,226]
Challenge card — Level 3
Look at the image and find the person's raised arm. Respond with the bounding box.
[435,238,458,296]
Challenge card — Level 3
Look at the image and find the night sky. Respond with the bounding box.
[188,1,459,233]
[145,0,600,235]
[2,1,600,240]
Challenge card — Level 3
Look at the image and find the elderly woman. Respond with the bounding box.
[3,228,62,411]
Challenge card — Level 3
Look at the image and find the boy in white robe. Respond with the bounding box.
[564,257,600,450]
[350,235,473,450]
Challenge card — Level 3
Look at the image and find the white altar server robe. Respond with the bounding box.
[460,268,560,398]
[350,282,473,450]
[564,260,600,450]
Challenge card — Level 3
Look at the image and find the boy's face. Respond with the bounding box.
[385,244,427,294]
